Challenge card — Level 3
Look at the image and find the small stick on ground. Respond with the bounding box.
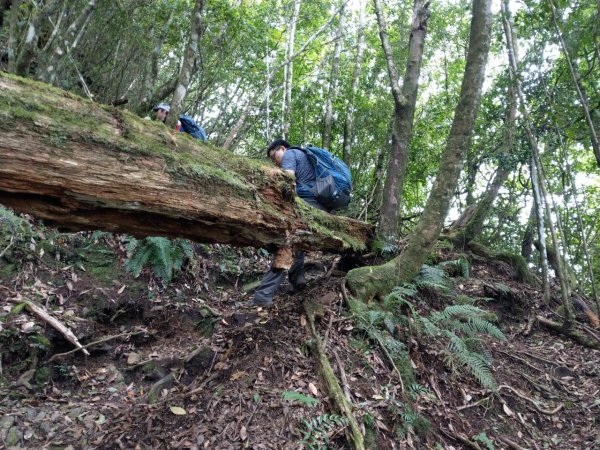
[332,349,352,402]
[304,300,365,450]
[48,328,148,362]
[16,299,90,356]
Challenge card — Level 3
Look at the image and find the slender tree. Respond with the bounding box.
[342,0,365,165]
[347,0,492,301]
[6,0,22,73]
[548,0,600,168]
[502,0,574,323]
[167,0,205,128]
[281,0,301,139]
[452,76,518,245]
[322,3,346,149]
[374,0,430,244]
[40,0,98,83]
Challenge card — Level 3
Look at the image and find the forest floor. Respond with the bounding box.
[0,218,599,450]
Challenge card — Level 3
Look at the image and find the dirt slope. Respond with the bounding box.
[0,223,598,449]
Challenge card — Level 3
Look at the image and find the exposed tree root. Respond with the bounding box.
[303,300,365,450]
[498,384,563,415]
[536,315,600,349]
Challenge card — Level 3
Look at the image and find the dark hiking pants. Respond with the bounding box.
[253,196,328,305]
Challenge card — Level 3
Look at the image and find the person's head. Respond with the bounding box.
[152,103,170,123]
[266,139,290,166]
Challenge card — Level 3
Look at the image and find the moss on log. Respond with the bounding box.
[0,73,372,253]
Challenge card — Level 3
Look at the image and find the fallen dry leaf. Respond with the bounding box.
[308,383,319,397]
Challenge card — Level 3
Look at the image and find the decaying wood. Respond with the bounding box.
[0,73,372,254]
[304,300,365,450]
[16,299,90,356]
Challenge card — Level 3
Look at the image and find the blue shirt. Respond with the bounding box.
[280,148,316,199]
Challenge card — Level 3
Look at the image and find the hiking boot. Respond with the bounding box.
[291,274,306,292]
[250,296,274,307]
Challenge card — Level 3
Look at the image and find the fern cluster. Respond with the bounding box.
[299,414,347,449]
[124,237,193,286]
[350,258,505,391]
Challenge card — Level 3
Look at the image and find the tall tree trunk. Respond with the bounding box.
[281,0,301,139]
[502,0,574,324]
[548,0,600,168]
[452,73,518,245]
[322,3,346,149]
[531,157,551,304]
[521,203,535,261]
[40,0,97,83]
[138,15,173,114]
[6,0,21,73]
[558,130,600,311]
[342,0,365,165]
[375,0,430,244]
[166,0,204,128]
[15,0,61,76]
[347,0,491,301]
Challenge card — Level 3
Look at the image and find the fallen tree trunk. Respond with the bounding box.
[0,73,372,253]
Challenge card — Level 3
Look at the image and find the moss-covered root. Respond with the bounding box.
[345,255,421,303]
[303,300,365,450]
[496,252,533,284]
[536,316,600,349]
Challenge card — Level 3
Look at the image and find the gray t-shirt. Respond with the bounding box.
[280,148,316,198]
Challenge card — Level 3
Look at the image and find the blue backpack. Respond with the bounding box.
[292,146,352,210]
[179,115,207,141]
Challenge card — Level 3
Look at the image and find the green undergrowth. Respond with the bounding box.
[348,258,505,400]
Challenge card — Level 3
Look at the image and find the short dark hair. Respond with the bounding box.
[266,139,290,157]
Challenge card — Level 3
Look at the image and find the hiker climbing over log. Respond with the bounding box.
[153,102,208,141]
[251,139,352,307]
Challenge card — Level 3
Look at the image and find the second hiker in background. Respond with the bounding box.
[251,139,352,307]
[153,103,207,141]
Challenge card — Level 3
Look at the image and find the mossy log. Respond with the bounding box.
[0,73,372,253]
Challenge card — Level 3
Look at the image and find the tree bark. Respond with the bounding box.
[166,0,204,128]
[0,73,372,253]
[322,3,346,150]
[346,0,491,301]
[375,0,430,244]
[342,0,365,165]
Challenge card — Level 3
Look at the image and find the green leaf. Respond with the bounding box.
[10,302,27,315]
[281,391,320,407]
[95,414,106,425]
[169,406,187,415]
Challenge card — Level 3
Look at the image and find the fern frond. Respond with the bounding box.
[415,264,453,292]
[467,317,505,340]
[439,258,470,278]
